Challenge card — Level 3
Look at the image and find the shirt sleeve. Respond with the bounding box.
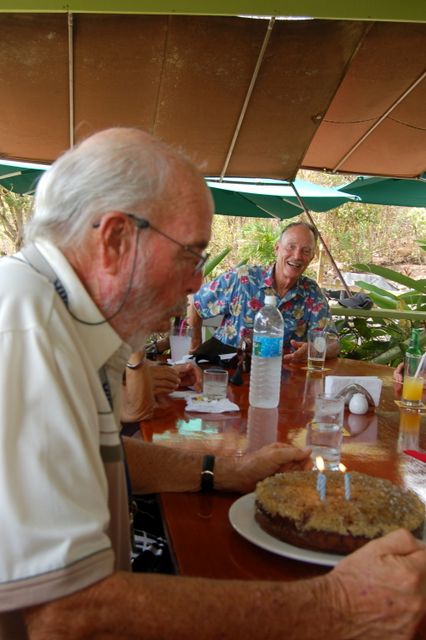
[192,270,237,319]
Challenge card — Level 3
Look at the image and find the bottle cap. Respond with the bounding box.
[264,295,277,306]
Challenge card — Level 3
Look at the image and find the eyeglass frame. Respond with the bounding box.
[93,212,209,274]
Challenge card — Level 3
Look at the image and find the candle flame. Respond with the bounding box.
[316,456,325,472]
[339,463,347,473]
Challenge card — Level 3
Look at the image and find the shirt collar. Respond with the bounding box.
[269,263,307,301]
[34,239,124,371]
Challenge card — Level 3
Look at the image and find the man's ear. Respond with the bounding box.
[98,213,134,275]
[274,239,280,256]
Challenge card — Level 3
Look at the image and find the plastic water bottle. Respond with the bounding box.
[249,294,284,408]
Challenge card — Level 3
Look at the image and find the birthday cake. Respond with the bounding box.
[254,471,425,555]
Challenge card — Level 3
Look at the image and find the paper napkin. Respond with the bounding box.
[185,396,240,413]
[325,375,383,406]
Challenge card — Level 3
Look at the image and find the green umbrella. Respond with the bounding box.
[0,161,48,195]
[337,175,426,207]
[1,164,360,217]
[207,179,360,219]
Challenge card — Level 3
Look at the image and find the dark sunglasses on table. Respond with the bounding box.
[93,212,209,274]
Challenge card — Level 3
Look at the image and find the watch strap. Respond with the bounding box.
[200,454,215,492]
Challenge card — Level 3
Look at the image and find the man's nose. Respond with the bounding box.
[186,270,203,294]
[293,246,304,259]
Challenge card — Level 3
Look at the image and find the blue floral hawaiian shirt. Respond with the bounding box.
[193,264,336,350]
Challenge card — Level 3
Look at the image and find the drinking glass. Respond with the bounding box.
[401,353,425,408]
[307,328,327,371]
[306,393,345,470]
[169,322,192,362]
[203,368,229,400]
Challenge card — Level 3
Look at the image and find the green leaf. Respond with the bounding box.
[398,292,426,305]
[353,263,426,293]
[352,317,371,338]
[367,291,399,309]
[203,247,231,277]
[354,280,400,300]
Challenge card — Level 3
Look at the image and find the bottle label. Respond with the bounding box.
[253,335,283,358]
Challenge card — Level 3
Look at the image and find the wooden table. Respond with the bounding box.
[136,358,426,637]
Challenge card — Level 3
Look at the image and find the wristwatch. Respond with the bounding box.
[200,454,215,492]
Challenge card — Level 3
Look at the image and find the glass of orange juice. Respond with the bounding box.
[401,353,425,408]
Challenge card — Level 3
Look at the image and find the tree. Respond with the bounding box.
[0,188,32,254]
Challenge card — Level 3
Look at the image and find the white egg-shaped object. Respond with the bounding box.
[348,393,369,415]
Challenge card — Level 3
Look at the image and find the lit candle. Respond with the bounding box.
[316,456,326,501]
[339,463,351,501]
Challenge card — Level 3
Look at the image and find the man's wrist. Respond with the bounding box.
[126,351,145,370]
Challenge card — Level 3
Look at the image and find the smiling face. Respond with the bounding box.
[274,224,316,293]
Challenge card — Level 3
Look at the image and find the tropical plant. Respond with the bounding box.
[203,247,232,278]
[335,244,426,364]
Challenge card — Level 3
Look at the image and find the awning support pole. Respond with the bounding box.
[289,181,353,297]
[219,17,275,180]
[67,12,75,148]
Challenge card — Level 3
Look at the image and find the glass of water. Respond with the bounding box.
[306,393,345,470]
[203,367,229,400]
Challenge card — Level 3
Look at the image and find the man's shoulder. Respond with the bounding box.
[0,255,56,327]
[298,274,322,292]
[202,264,266,286]
[234,264,269,279]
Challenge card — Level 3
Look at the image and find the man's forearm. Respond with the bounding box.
[25,570,347,640]
[188,300,203,349]
[123,437,243,494]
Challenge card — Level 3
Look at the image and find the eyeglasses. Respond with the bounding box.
[93,212,209,274]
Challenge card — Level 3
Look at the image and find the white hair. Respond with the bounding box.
[25,128,189,249]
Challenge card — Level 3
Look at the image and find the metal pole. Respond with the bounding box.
[67,12,75,148]
[289,181,353,297]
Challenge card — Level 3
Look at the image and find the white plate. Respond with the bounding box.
[229,493,345,567]
[230,495,426,567]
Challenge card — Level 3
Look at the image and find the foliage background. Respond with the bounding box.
[208,170,426,282]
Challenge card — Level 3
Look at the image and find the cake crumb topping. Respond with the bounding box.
[255,471,425,538]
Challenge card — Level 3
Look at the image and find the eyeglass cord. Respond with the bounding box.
[19,230,141,327]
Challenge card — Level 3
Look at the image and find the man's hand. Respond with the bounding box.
[174,362,202,392]
[216,442,312,493]
[330,528,426,639]
[150,362,203,395]
[393,362,404,384]
[283,340,308,363]
[150,365,181,395]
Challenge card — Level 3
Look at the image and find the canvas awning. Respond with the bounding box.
[0,13,425,180]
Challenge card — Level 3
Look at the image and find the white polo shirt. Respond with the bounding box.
[0,240,131,639]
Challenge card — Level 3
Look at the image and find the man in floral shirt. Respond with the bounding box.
[189,222,339,363]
